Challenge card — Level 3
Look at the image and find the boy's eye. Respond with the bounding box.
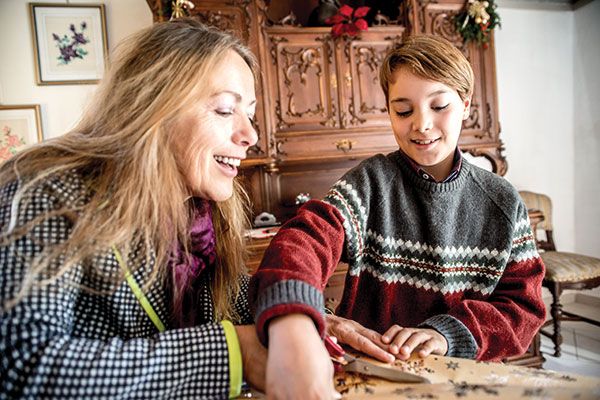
[395,110,412,117]
[432,104,449,111]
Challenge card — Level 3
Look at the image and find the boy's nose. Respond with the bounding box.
[412,111,433,133]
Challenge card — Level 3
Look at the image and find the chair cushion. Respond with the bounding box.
[541,251,600,282]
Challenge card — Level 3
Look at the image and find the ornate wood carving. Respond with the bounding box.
[355,46,387,116]
[270,137,288,157]
[316,36,333,65]
[467,145,508,176]
[463,102,481,131]
[281,47,326,119]
[196,10,242,38]
[431,10,462,45]
[248,117,265,155]
[347,95,366,126]
[324,102,338,128]
[274,100,290,130]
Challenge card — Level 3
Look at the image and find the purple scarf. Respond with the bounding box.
[171,199,216,327]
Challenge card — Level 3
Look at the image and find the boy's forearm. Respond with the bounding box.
[249,200,346,345]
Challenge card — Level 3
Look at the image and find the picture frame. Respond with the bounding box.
[29,3,108,85]
[0,105,44,163]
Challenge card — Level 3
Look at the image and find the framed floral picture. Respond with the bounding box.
[0,105,44,162]
[29,3,108,85]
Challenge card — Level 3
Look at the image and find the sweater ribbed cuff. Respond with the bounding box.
[254,279,324,334]
[254,280,325,347]
[419,314,478,359]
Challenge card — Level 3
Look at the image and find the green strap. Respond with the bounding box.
[112,245,166,333]
[221,320,243,399]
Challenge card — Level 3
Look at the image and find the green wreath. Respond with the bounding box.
[455,0,501,47]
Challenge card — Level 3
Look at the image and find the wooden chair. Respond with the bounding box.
[519,191,600,357]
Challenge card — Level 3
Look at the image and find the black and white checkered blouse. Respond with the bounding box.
[0,171,252,399]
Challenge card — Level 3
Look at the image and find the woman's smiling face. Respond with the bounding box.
[171,50,257,202]
[388,68,470,180]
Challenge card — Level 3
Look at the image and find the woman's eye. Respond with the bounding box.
[395,110,412,117]
[432,104,449,111]
[216,109,234,116]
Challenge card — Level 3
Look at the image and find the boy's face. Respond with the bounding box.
[388,68,470,176]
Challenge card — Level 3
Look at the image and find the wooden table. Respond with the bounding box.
[239,353,600,399]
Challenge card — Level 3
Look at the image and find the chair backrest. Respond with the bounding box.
[518,190,556,251]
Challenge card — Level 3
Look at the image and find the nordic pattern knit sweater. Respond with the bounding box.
[0,171,252,399]
[250,151,546,361]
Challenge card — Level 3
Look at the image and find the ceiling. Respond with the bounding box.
[496,0,595,10]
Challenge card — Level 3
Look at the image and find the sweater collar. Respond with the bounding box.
[392,150,471,193]
[397,148,463,183]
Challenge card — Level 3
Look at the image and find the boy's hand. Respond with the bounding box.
[325,314,395,363]
[381,325,448,360]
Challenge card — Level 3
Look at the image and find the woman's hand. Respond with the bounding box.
[381,325,448,360]
[266,314,340,400]
[235,324,268,391]
[325,314,395,363]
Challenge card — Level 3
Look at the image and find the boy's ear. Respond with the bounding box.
[462,98,471,120]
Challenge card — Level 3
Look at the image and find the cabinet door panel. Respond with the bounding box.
[339,28,405,129]
[264,29,339,133]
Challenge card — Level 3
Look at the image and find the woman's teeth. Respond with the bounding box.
[214,155,241,168]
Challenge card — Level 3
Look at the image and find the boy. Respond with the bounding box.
[249,35,545,397]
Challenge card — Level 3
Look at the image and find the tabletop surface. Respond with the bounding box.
[241,352,600,399]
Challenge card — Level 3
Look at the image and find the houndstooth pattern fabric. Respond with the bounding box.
[0,172,253,399]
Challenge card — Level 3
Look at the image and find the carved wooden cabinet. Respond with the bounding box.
[147,0,506,221]
[147,0,540,368]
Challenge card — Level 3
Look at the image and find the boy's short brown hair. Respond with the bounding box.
[380,35,474,104]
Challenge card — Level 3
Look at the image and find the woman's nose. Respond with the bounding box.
[234,115,258,147]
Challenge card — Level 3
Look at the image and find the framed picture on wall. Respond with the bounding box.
[0,105,44,163]
[29,3,108,85]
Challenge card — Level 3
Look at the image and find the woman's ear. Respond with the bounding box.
[462,98,471,121]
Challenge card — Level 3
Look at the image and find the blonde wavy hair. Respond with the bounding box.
[380,35,474,104]
[0,18,257,320]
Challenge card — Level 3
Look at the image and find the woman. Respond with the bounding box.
[0,19,266,398]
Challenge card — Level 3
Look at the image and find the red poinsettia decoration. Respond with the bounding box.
[325,5,370,38]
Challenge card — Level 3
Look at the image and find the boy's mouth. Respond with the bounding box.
[411,138,440,145]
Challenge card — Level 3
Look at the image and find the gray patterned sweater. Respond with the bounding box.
[0,171,251,399]
[250,151,546,361]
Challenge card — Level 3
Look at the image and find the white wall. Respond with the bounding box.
[495,3,591,256]
[0,0,152,138]
[1,0,598,256]
[573,0,600,257]
[497,1,600,258]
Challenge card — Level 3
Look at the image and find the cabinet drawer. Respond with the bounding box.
[276,130,397,163]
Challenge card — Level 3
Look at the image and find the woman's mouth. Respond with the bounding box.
[214,155,241,177]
